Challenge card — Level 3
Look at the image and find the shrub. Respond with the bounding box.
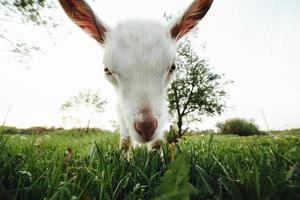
[216,118,261,136]
[0,126,22,135]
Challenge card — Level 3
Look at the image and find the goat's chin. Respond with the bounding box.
[131,133,156,144]
[132,134,150,144]
[136,139,149,144]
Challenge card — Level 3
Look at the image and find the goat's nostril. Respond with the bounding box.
[134,120,157,141]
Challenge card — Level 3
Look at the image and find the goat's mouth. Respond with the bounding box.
[136,131,155,142]
[133,129,155,143]
[131,128,157,144]
[140,135,154,143]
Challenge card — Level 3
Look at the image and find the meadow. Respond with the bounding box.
[0,128,299,200]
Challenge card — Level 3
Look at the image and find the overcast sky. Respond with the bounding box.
[0,0,299,131]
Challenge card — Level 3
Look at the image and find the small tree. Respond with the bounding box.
[61,89,106,133]
[167,38,229,137]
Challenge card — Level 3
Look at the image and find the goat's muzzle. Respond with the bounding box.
[134,112,157,142]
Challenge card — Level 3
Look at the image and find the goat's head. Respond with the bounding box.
[59,0,214,143]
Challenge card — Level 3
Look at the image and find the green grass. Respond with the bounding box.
[0,128,300,200]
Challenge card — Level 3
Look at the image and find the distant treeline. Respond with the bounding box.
[0,126,106,135]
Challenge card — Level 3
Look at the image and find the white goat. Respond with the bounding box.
[59,0,214,151]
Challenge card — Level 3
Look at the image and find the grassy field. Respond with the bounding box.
[0,128,299,200]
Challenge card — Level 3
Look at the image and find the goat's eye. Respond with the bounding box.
[169,64,176,73]
[104,67,112,75]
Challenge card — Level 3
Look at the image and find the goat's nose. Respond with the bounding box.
[134,119,157,141]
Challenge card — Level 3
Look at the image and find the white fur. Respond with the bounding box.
[59,0,213,145]
[103,20,176,144]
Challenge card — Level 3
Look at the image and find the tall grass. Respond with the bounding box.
[0,129,299,199]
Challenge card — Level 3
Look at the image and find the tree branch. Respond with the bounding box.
[182,127,189,135]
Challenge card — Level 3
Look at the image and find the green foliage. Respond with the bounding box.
[155,155,190,200]
[168,38,229,136]
[0,0,49,24]
[216,118,261,136]
[0,126,22,135]
[0,128,300,199]
[0,0,57,68]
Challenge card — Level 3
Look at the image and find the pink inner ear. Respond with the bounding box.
[59,0,108,44]
[171,0,213,40]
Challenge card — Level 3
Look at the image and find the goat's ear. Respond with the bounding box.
[170,0,213,41]
[59,0,108,44]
